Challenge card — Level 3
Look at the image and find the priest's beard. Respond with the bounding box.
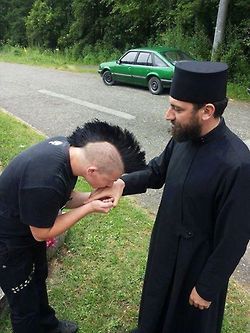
[169,116,202,142]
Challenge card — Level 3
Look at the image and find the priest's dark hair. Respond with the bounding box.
[67,119,146,173]
[193,98,228,118]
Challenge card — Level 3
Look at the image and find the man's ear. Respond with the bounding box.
[86,166,98,175]
[201,103,215,120]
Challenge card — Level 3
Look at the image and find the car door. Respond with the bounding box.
[152,54,173,84]
[130,52,152,86]
[112,51,138,84]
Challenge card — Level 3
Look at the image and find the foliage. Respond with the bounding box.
[0,0,249,83]
[26,0,55,48]
[152,23,212,60]
[25,0,72,49]
[0,0,35,45]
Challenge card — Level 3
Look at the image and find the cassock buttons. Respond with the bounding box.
[185,231,194,239]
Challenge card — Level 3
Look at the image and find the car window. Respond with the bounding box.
[136,52,152,66]
[147,54,153,66]
[162,51,193,64]
[153,55,168,67]
[120,51,138,64]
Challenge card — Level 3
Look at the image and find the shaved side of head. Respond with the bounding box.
[83,142,124,174]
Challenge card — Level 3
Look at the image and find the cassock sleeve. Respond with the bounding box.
[196,162,250,301]
[122,139,175,195]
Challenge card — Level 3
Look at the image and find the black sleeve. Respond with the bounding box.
[19,187,62,228]
[196,163,250,301]
[122,139,175,195]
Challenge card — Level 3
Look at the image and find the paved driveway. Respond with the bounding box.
[0,62,249,291]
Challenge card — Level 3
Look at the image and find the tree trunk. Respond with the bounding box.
[211,0,230,60]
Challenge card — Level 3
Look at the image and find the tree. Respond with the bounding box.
[0,0,9,42]
[211,0,230,59]
[26,0,72,49]
[0,0,35,45]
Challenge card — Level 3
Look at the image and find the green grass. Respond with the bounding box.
[0,110,249,333]
[0,109,44,169]
[222,280,250,333]
[0,45,98,73]
[0,45,249,101]
[227,82,250,102]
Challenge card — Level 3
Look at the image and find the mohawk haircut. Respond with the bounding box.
[67,119,146,173]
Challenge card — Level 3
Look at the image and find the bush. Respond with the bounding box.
[63,42,121,64]
[220,41,250,84]
[153,24,211,60]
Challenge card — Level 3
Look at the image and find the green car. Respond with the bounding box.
[98,47,193,95]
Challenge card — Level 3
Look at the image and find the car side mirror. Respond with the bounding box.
[116,60,121,64]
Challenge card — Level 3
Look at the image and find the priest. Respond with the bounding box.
[89,61,250,333]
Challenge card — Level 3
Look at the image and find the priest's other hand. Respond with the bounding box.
[189,287,212,310]
[86,179,125,207]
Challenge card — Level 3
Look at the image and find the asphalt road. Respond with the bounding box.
[0,62,249,291]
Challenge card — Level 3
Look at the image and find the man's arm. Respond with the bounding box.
[64,191,91,209]
[30,198,114,241]
[20,187,113,241]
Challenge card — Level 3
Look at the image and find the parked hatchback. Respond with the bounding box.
[98,47,193,94]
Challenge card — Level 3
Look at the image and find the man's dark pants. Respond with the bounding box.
[0,240,59,333]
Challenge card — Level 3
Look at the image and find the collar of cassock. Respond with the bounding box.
[194,117,226,144]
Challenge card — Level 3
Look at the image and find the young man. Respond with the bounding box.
[89,62,250,333]
[0,119,146,333]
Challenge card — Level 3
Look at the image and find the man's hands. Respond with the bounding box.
[189,287,211,310]
[83,178,125,214]
[87,198,114,214]
[86,178,125,207]
[30,198,115,241]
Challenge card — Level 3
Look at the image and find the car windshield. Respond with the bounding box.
[161,50,193,65]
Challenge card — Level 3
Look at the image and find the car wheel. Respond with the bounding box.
[148,76,163,95]
[102,70,115,86]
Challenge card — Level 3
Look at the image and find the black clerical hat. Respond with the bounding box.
[170,61,228,103]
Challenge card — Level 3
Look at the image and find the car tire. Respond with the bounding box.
[102,70,115,86]
[148,76,163,95]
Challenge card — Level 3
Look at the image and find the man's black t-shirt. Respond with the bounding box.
[0,136,77,244]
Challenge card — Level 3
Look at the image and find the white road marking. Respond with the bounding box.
[38,89,135,120]
[245,139,250,149]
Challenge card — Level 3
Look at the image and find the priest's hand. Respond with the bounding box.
[189,287,211,310]
[86,178,125,207]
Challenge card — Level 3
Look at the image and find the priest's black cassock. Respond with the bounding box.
[122,118,250,333]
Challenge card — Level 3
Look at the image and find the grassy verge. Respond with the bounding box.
[0,45,249,101]
[227,82,250,102]
[0,45,98,73]
[0,109,44,168]
[0,110,249,333]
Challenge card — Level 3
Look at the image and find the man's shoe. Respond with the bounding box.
[49,320,78,333]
